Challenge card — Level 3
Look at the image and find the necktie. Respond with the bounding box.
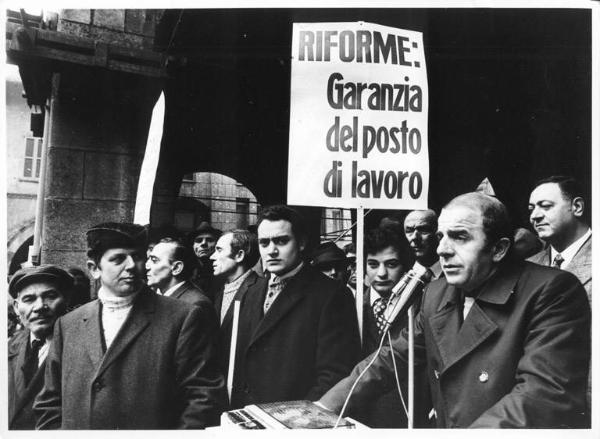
[263,277,286,314]
[552,254,564,269]
[372,297,388,335]
[23,338,43,385]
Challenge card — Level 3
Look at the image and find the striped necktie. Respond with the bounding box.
[552,253,564,269]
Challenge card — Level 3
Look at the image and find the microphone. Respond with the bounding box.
[381,262,433,333]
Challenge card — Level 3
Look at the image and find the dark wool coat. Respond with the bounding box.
[213,270,261,378]
[321,261,590,428]
[169,279,213,307]
[34,288,226,429]
[8,329,46,429]
[230,265,361,409]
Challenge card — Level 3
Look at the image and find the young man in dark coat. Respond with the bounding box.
[34,222,226,429]
[230,206,361,409]
[8,265,73,429]
[320,192,590,428]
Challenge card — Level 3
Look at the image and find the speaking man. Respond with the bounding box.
[319,192,590,428]
[403,209,443,279]
[210,229,261,375]
[8,265,73,429]
[146,236,212,307]
[230,205,361,409]
[34,222,226,429]
[528,175,591,300]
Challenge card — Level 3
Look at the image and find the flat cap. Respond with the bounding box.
[190,221,222,240]
[9,264,74,298]
[86,222,147,259]
[310,241,347,267]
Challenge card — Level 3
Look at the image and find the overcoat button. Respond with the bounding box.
[479,371,489,383]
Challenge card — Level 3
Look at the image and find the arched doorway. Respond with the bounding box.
[177,172,260,232]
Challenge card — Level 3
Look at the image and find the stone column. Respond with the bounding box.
[40,65,161,267]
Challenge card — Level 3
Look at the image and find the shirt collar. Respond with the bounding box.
[268,261,304,284]
[550,228,591,268]
[163,280,186,297]
[369,287,382,307]
[427,260,443,279]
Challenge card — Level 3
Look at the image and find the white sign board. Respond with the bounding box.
[288,22,429,209]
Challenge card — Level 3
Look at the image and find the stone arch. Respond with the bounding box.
[7,219,35,275]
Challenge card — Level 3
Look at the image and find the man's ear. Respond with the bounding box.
[234,250,245,264]
[87,260,101,280]
[171,261,184,277]
[571,197,585,218]
[492,237,511,263]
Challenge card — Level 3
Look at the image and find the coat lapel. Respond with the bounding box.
[429,286,463,368]
[94,290,154,379]
[249,269,307,347]
[430,263,520,374]
[81,300,104,371]
[12,359,46,421]
[9,330,29,422]
[567,235,592,285]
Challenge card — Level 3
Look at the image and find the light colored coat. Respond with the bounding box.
[34,288,226,429]
[527,233,591,302]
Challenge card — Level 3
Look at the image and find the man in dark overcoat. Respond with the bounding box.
[8,265,73,429]
[229,205,361,409]
[34,222,226,429]
[320,192,590,428]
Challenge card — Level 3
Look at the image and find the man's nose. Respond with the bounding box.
[265,241,277,255]
[376,264,387,277]
[124,255,136,269]
[437,237,452,257]
[32,296,46,311]
[529,207,542,222]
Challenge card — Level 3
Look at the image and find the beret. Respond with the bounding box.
[9,264,74,298]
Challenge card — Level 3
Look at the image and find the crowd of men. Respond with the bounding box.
[7,175,592,429]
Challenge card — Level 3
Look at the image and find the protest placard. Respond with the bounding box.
[288,21,429,209]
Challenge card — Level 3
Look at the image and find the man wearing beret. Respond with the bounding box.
[34,222,226,429]
[8,265,73,429]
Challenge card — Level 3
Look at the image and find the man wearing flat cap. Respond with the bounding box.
[310,241,350,286]
[8,265,72,430]
[189,221,222,298]
[34,222,226,429]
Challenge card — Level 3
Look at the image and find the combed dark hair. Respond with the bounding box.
[534,175,583,201]
[444,192,514,249]
[364,227,411,267]
[533,175,589,223]
[158,236,198,279]
[226,229,260,270]
[258,205,307,244]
